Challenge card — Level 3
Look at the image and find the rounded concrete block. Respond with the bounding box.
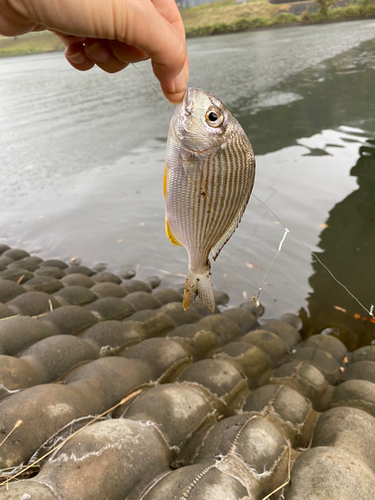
[214,341,271,388]
[90,282,127,298]
[242,329,288,367]
[37,419,171,500]
[0,316,56,355]
[142,464,251,500]
[343,360,375,384]
[304,334,347,364]
[61,273,96,288]
[152,288,183,305]
[284,446,375,500]
[331,379,375,417]
[123,291,162,311]
[121,280,152,294]
[64,265,95,276]
[23,276,64,294]
[260,319,301,351]
[312,406,375,473]
[7,291,61,317]
[54,285,97,305]
[42,305,98,335]
[86,297,135,320]
[124,338,191,382]
[92,271,122,284]
[35,266,66,279]
[197,315,241,345]
[0,279,26,303]
[221,307,258,334]
[271,360,333,411]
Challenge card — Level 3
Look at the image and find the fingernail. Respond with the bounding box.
[84,42,109,64]
[172,67,188,93]
[67,51,85,65]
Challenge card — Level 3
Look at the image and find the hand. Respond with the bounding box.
[0,0,188,103]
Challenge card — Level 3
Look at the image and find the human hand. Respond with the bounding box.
[0,0,188,103]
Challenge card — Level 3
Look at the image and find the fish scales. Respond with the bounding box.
[164,88,255,312]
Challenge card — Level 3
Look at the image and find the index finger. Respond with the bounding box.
[113,0,188,103]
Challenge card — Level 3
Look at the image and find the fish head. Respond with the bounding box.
[171,88,237,154]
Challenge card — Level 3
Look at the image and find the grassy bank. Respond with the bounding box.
[182,0,375,37]
[0,1,375,58]
[0,32,64,57]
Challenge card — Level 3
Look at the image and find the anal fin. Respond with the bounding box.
[165,218,182,247]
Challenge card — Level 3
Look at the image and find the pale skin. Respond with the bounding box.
[0,0,189,103]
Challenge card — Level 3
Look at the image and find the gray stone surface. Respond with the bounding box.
[124,338,191,382]
[342,360,375,383]
[121,279,152,293]
[54,285,97,305]
[0,316,56,355]
[37,419,171,500]
[7,291,61,317]
[261,319,301,351]
[86,297,135,320]
[331,379,375,417]
[143,464,251,500]
[123,291,162,311]
[214,341,271,388]
[92,271,122,284]
[61,273,96,288]
[242,329,288,367]
[90,282,128,298]
[64,265,95,276]
[0,279,26,302]
[42,305,98,335]
[312,406,375,473]
[221,307,258,334]
[284,446,375,499]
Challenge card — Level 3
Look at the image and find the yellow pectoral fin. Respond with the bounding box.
[163,164,167,199]
[165,218,182,247]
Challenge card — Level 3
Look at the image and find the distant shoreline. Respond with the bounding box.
[0,2,374,58]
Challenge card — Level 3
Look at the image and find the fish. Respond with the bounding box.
[164,88,255,312]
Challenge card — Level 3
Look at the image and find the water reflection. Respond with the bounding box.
[302,139,375,349]
[232,37,375,156]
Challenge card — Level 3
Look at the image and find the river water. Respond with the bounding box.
[1,20,375,345]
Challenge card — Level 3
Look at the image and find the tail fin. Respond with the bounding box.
[183,269,215,313]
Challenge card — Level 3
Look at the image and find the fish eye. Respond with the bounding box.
[205,108,224,128]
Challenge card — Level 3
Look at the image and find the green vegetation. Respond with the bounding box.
[182,0,375,37]
[0,32,64,58]
[0,1,375,57]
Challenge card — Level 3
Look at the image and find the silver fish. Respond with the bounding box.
[164,88,255,312]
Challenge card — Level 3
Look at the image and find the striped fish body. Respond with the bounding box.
[164,88,255,312]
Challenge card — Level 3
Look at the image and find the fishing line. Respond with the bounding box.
[131,63,175,110]
[253,193,375,320]
[134,63,374,320]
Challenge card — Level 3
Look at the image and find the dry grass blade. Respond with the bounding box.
[0,315,20,322]
[0,389,142,487]
[261,443,291,500]
[0,420,23,449]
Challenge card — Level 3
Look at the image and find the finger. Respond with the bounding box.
[83,40,128,74]
[107,40,148,64]
[113,0,188,102]
[65,43,95,71]
[54,33,87,46]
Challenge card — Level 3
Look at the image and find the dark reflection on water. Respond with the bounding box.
[232,38,375,155]
[302,139,375,349]
[229,38,375,347]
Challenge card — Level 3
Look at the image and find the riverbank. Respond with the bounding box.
[1,243,375,498]
[0,0,374,57]
[182,0,375,36]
